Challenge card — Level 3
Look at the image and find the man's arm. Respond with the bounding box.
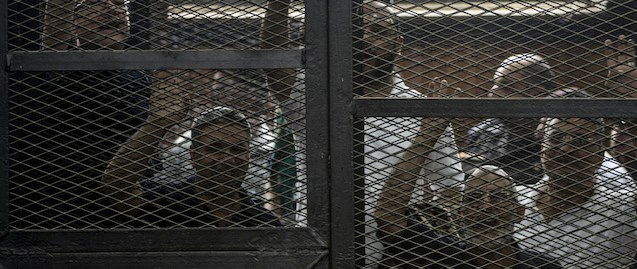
[42,0,74,50]
[102,75,190,214]
[262,0,297,103]
[604,35,637,189]
[604,35,637,96]
[375,79,457,235]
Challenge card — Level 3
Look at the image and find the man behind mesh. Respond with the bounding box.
[352,2,465,267]
[101,84,280,228]
[606,35,637,183]
[514,89,637,268]
[9,0,151,229]
[375,165,561,268]
[464,54,555,185]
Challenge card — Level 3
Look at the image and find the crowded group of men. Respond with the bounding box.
[18,0,637,268]
[367,2,637,269]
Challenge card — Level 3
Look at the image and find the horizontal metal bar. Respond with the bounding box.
[7,49,303,71]
[0,251,327,269]
[304,0,331,242]
[0,228,326,253]
[353,98,637,118]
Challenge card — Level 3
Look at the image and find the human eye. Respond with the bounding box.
[231,145,245,154]
[576,135,596,146]
[464,191,484,203]
[365,23,385,37]
[491,191,510,202]
[208,142,224,150]
[548,131,566,144]
[376,25,396,37]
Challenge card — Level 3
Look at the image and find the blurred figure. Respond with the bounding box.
[605,35,637,181]
[354,2,464,267]
[465,54,554,184]
[10,0,150,228]
[375,165,561,268]
[261,0,310,226]
[43,0,130,50]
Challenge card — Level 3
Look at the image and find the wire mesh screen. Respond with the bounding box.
[354,1,637,268]
[8,0,306,229]
[9,0,304,51]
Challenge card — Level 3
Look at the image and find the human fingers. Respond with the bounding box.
[604,38,617,69]
[428,77,440,97]
[617,35,632,65]
[439,79,456,98]
[428,77,455,98]
[609,35,636,67]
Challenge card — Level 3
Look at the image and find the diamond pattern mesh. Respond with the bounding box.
[6,0,637,267]
[354,1,637,268]
[8,0,306,229]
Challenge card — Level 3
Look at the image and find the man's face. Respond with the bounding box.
[190,123,250,195]
[490,61,542,135]
[490,63,532,98]
[358,3,401,76]
[460,172,522,250]
[73,0,129,49]
[541,118,603,186]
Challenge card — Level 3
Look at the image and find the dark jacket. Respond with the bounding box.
[137,181,282,228]
[10,70,151,229]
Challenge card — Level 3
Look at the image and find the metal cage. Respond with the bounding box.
[2,0,637,268]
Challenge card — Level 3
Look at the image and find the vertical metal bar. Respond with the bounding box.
[128,0,152,49]
[0,0,10,238]
[353,117,365,269]
[329,0,355,268]
[351,1,366,268]
[305,0,330,243]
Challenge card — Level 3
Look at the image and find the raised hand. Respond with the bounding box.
[604,35,637,96]
[428,77,459,98]
[149,71,192,128]
[419,78,459,142]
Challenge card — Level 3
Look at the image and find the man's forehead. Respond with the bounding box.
[494,61,528,81]
[363,15,395,28]
[465,172,512,189]
[75,0,128,10]
[198,123,249,137]
[546,118,598,132]
[362,15,396,32]
[361,1,393,14]
[361,2,396,24]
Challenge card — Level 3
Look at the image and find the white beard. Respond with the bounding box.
[462,223,515,251]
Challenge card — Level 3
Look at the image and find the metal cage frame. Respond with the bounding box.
[2,0,637,268]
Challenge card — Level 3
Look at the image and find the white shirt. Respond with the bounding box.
[514,152,637,269]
